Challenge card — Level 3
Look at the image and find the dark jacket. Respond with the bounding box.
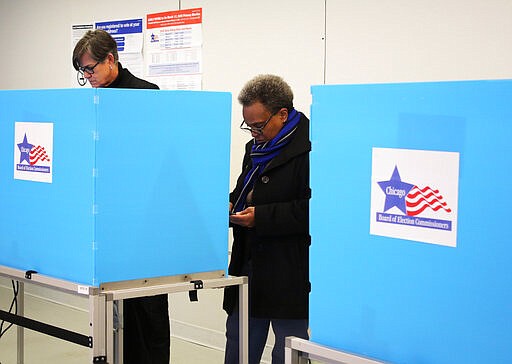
[224,112,311,319]
[107,62,159,90]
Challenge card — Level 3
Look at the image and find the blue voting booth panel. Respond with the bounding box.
[310,81,512,363]
[0,88,231,286]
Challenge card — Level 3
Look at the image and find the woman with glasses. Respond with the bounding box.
[224,74,311,364]
[72,29,158,89]
[72,29,169,364]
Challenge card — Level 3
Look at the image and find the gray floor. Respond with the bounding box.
[0,285,224,364]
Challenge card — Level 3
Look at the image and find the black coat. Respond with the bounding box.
[107,62,159,89]
[224,112,311,319]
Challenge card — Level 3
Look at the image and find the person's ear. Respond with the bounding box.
[279,108,288,122]
[106,53,115,66]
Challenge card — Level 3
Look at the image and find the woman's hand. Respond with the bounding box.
[229,207,255,228]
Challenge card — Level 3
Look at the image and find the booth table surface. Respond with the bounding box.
[0,88,231,286]
[310,80,512,364]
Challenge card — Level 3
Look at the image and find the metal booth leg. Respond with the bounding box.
[113,299,124,364]
[238,278,248,364]
[16,281,25,364]
[89,294,107,363]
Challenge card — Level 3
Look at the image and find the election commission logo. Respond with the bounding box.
[16,133,51,173]
[370,147,459,247]
[376,165,452,231]
[14,122,54,183]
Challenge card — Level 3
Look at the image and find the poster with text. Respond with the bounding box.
[96,19,144,78]
[146,8,202,90]
[71,24,94,87]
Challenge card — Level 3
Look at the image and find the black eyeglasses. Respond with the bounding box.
[78,61,101,75]
[240,111,277,135]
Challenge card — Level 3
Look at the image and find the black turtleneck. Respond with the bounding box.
[106,62,159,90]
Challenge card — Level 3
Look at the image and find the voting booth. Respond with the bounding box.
[0,88,230,286]
[309,80,512,363]
[0,89,253,364]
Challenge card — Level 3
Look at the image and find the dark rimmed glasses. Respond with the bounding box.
[240,111,277,135]
[78,61,101,75]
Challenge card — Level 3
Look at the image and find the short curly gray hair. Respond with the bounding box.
[238,74,294,113]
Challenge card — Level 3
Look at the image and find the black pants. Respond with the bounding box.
[123,294,170,364]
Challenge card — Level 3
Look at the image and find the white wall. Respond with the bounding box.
[1,0,511,360]
[324,0,512,84]
[2,0,511,183]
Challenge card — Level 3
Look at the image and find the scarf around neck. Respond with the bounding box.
[231,108,301,213]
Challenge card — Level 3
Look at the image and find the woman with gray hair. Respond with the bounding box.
[224,74,311,364]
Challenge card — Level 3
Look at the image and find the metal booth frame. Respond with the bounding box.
[0,265,248,364]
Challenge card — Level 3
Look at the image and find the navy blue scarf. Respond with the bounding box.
[232,108,301,213]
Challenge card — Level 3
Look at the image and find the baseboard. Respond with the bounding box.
[171,318,273,363]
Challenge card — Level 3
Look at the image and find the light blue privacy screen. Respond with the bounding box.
[0,88,231,286]
[310,80,512,364]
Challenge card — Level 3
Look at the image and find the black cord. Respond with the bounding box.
[0,280,19,339]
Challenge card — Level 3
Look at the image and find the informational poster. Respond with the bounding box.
[370,147,459,247]
[71,24,94,87]
[146,8,203,90]
[96,19,144,78]
[14,122,54,184]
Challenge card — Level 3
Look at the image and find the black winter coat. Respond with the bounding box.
[107,62,159,89]
[224,112,311,319]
